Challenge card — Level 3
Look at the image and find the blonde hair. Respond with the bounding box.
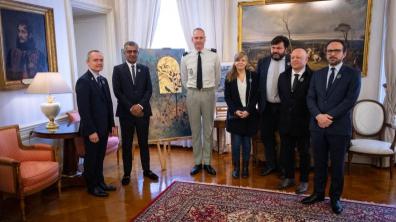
[226,52,253,82]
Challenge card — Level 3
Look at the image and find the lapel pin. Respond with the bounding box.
[138,69,141,72]
[336,74,342,79]
[299,77,304,82]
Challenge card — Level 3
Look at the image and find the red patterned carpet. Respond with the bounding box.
[131,181,396,222]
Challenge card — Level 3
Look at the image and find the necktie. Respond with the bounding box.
[197,52,202,90]
[131,64,136,85]
[292,74,299,92]
[327,67,335,90]
[97,76,106,95]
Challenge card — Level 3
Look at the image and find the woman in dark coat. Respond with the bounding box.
[224,52,258,178]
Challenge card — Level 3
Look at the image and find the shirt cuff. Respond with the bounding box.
[137,104,144,110]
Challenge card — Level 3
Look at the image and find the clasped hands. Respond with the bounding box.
[235,110,249,119]
[89,127,118,143]
[130,104,144,117]
[316,113,333,128]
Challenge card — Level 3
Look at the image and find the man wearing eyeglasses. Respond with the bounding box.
[302,40,361,214]
[112,41,159,185]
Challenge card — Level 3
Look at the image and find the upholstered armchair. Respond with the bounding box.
[0,125,60,221]
[66,111,120,165]
[348,100,396,179]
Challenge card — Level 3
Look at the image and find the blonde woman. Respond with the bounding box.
[224,52,258,178]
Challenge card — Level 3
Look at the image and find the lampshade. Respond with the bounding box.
[26,72,72,94]
[26,72,72,129]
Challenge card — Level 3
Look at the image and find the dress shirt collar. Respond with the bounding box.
[292,66,306,76]
[126,60,137,69]
[328,62,343,73]
[89,68,100,80]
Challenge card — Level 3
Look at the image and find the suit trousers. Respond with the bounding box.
[260,102,281,169]
[83,134,108,191]
[311,131,350,200]
[120,116,150,175]
[280,134,310,182]
[186,87,215,165]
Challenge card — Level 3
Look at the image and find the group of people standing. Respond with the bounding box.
[75,27,361,215]
[224,34,361,214]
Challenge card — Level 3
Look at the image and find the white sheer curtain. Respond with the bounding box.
[176,0,230,61]
[383,0,396,144]
[115,0,161,48]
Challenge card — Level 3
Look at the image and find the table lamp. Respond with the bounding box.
[26,72,72,129]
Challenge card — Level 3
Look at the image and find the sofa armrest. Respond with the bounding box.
[0,157,19,193]
[0,156,20,166]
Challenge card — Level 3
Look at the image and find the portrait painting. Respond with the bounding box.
[0,1,57,90]
[238,0,372,75]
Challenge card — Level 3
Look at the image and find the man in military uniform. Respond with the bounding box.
[181,27,220,176]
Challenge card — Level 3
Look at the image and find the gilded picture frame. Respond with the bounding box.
[0,0,57,90]
[238,0,372,76]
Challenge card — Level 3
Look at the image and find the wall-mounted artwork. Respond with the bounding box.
[0,1,57,90]
[238,0,372,76]
[138,48,191,141]
[216,62,232,105]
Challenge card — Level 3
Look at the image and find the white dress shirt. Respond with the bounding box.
[291,67,306,87]
[126,61,137,84]
[237,76,247,107]
[266,57,285,103]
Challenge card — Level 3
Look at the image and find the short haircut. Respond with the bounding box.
[86,49,101,61]
[325,39,347,52]
[193,27,205,35]
[292,47,308,53]
[271,35,290,48]
[123,41,139,51]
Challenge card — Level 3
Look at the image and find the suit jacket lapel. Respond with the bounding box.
[327,65,345,97]
[294,69,308,93]
[285,70,292,94]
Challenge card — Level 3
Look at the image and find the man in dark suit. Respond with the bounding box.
[301,40,361,214]
[76,50,117,197]
[277,48,312,194]
[256,35,291,176]
[112,41,158,185]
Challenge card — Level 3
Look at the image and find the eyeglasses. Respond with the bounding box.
[326,49,343,54]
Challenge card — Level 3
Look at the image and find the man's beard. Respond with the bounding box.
[271,52,285,61]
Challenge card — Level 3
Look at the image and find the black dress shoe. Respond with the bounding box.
[331,199,343,214]
[143,170,159,180]
[190,164,202,175]
[277,178,295,189]
[301,193,325,205]
[99,182,116,191]
[121,176,130,186]
[88,187,109,197]
[203,165,216,175]
[260,166,276,176]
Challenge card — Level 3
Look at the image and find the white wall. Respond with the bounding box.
[0,0,74,128]
[73,14,109,77]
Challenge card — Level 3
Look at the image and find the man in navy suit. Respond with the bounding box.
[277,48,312,194]
[76,50,117,197]
[301,40,361,214]
[112,41,158,185]
[256,35,291,176]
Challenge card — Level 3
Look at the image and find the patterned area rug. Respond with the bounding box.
[131,181,396,222]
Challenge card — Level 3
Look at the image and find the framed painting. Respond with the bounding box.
[238,0,372,76]
[216,62,232,105]
[0,1,57,90]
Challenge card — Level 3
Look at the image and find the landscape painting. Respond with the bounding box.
[238,0,372,75]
